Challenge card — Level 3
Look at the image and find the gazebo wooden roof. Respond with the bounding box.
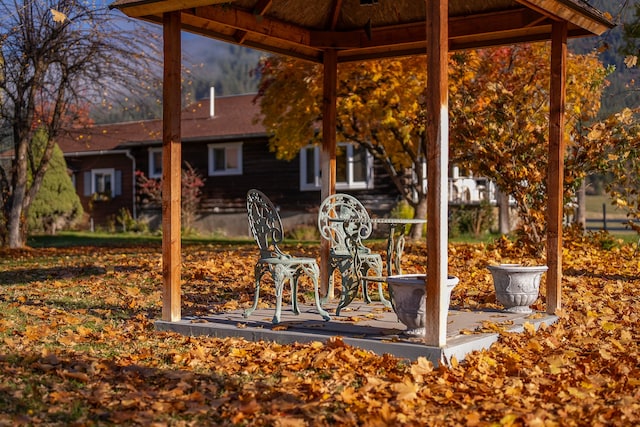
[111,0,611,61]
[110,0,612,348]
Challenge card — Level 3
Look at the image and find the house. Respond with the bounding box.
[57,93,402,236]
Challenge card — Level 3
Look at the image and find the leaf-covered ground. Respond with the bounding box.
[0,235,638,426]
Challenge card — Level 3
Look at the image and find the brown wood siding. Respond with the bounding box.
[185,137,400,215]
[65,153,135,229]
[68,138,402,229]
[197,137,306,212]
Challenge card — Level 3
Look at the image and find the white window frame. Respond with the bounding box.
[91,168,115,195]
[300,143,373,191]
[148,147,162,178]
[208,142,243,176]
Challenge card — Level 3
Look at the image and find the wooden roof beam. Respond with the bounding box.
[327,0,344,31]
[311,8,553,49]
[176,12,323,62]
[187,4,312,48]
[449,8,548,38]
[234,0,273,44]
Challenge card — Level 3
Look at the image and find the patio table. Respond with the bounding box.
[328,217,427,311]
[368,218,427,276]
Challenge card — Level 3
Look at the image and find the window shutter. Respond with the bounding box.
[84,172,91,196]
[114,170,122,196]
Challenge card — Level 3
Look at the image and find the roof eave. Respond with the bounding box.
[109,0,231,17]
[516,0,614,35]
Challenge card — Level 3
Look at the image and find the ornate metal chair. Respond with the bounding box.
[318,193,390,315]
[245,189,330,324]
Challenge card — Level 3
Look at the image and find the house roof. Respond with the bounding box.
[57,93,266,154]
[110,0,613,63]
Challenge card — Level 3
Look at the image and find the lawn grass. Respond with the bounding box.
[27,231,254,248]
[22,192,635,249]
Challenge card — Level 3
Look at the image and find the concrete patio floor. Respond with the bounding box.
[156,301,558,366]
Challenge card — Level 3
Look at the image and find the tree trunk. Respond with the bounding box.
[7,138,28,248]
[410,196,428,239]
[575,180,586,231]
[497,189,510,235]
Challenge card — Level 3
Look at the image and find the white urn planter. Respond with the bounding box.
[487,264,548,313]
[387,274,459,336]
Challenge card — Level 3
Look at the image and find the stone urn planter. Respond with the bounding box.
[387,274,459,336]
[487,264,548,313]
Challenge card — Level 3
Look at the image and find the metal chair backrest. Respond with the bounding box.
[318,193,373,254]
[247,189,286,259]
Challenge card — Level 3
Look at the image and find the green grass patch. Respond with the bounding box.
[27,231,255,248]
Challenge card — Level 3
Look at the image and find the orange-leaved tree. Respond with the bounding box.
[579,108,640,236]
[449,44,607,253]
[255,55,428,238]
[255,44,607,246]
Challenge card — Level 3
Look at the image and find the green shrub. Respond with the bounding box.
[390,200,414,219]
[115,208,149,233]
[287,224,320,241]
[449,200,495,238]
[28,141,83,234]
[587,230,619,251]
[390,200,426,238]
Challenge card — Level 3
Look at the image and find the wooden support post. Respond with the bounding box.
[162,11,182,322]
[547,21,567,314]
[424,0,449,347]
[320,49,338,298]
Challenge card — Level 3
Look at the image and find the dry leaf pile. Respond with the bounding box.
[0,236,638,426]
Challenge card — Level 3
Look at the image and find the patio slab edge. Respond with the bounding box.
[155,313,558,366]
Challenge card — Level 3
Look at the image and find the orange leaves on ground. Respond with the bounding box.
[0,239,639,425]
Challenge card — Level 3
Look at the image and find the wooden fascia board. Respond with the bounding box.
[516,0,613,35]
[187,5,312,49]
[180,11,323,62]
[337,44,426,63]
[312,8,552,50]
[112,0,230,17]
[449,8,548,40]
[135,11,325,63]
[310,23,420,49]
[337,25,591,61]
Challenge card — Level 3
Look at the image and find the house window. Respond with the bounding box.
[92,169,114,195]
[208,142,243,176]
[83,168,121,199]
[300,143,373,191]
[149,148,162,178]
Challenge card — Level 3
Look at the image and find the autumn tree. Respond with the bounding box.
[136,162,205,232]
[255,46,607,245]
[579,108,640,234]
[255,55,429,238]
[0,0,159,248]
[450,44,608,252]
[27,130,82,234]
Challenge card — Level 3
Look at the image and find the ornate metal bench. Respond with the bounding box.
[245,189,330,324]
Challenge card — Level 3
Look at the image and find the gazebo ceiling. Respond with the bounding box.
[111,0,612,62]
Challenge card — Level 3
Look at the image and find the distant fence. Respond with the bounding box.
[585,203,629,232]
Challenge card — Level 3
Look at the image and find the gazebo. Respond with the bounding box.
[109,0,613,348]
